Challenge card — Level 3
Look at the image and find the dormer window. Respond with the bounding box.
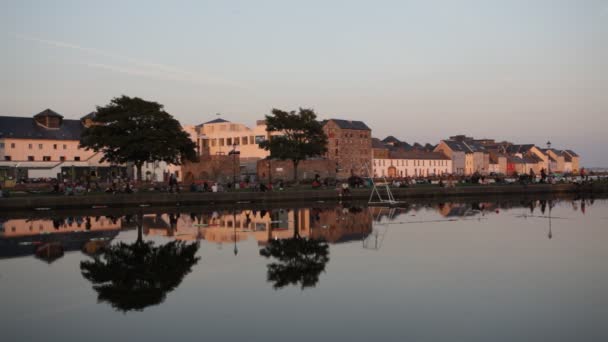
[33,109,64,129]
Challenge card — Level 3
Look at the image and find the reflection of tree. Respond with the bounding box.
[259,210,329,290]
[80,213,200,312]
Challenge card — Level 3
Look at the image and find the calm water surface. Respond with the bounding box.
[1,197,607,341]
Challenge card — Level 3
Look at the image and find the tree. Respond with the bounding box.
[80,213,200,312]
[259,108,328,182]
[80,96,198,181]
[259,210,330,289]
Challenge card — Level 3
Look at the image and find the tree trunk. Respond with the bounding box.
[293,160,300,184]
[136,212,143,244]
[136,163,143,183]
[293,209,300,239]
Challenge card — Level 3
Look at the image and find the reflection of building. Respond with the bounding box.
[0,216,121,238]
[140,208,372,245]
[309,207,372,243]
[0,216,121,260]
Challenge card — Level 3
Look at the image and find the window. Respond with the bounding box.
[219,138,225,146]
[4,156,11,161]
[63,144,67,149]
[234,137,240,145]
[60,156,66,161]
[28,156,34,161]
[250,136,255,144]
[38,144,43,149]
[226,138,232,146]
[242,136,248,145]
[43,156,51,161]
[53,144,57,150]
[28,143,33,149]
[11,143,15,148]
[74,156,80,161]
[0,143,4,149]
[211,139,216,147]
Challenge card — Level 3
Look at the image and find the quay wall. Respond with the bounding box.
[1,183,606,211]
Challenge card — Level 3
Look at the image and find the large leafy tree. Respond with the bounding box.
[259,210,330,289]
[80,96,197,181]
[259,108,328,182]
[80,213,200,312]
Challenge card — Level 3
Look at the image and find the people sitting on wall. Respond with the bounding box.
[341,182,350,195]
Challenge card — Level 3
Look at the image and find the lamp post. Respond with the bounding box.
[546,141,552,176]
[229,143,239,190]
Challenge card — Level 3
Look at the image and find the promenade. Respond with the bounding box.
[1,182,606,211]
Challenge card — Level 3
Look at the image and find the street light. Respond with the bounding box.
[546,141,552,175]
[228,143,240,189]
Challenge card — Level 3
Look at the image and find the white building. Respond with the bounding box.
[373,151,452,178]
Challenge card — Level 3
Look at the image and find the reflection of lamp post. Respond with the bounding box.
[233,211,238,256]
[548,199,553,239]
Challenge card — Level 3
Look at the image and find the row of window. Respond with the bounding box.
[0,142,70,149]
[3,156,80,161]
[375,168,450,176]
[373,159,449,167]
[201,135,266,148]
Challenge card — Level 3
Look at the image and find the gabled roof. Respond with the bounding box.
[204,118,229,124]
[505,144,535,154]
[389,150,450,160]
[382,136,401,144]
[324,119,370,131]
[0,115,84,140]
[565,150,578,157]
[371,138,387,149]
[441,140,469,152]
[34,108,63,119]
[81,111,97,120]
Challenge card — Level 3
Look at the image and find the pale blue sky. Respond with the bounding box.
[1,0,607,166]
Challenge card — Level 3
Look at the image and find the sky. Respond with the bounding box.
[1,0,607,166]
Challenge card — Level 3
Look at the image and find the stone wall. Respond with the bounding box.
[181,155,237,183]
[256,158,336,182]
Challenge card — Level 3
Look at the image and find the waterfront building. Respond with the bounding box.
[194,118,275,177]
[373,150,452,178]
[0,109,116,183]
[322,119,372,179]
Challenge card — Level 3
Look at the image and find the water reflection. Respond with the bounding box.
[0,196,604,301]
[260,210,330,289]
[80,213,200,312]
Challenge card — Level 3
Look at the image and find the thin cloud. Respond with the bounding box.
[16,33,244,88]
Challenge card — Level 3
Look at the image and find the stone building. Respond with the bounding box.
[322,119,372,179]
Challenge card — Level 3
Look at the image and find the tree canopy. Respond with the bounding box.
[80,95,197,180]
[259,108,328,182]
[259,210,330,289]
[80,214,200,312]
